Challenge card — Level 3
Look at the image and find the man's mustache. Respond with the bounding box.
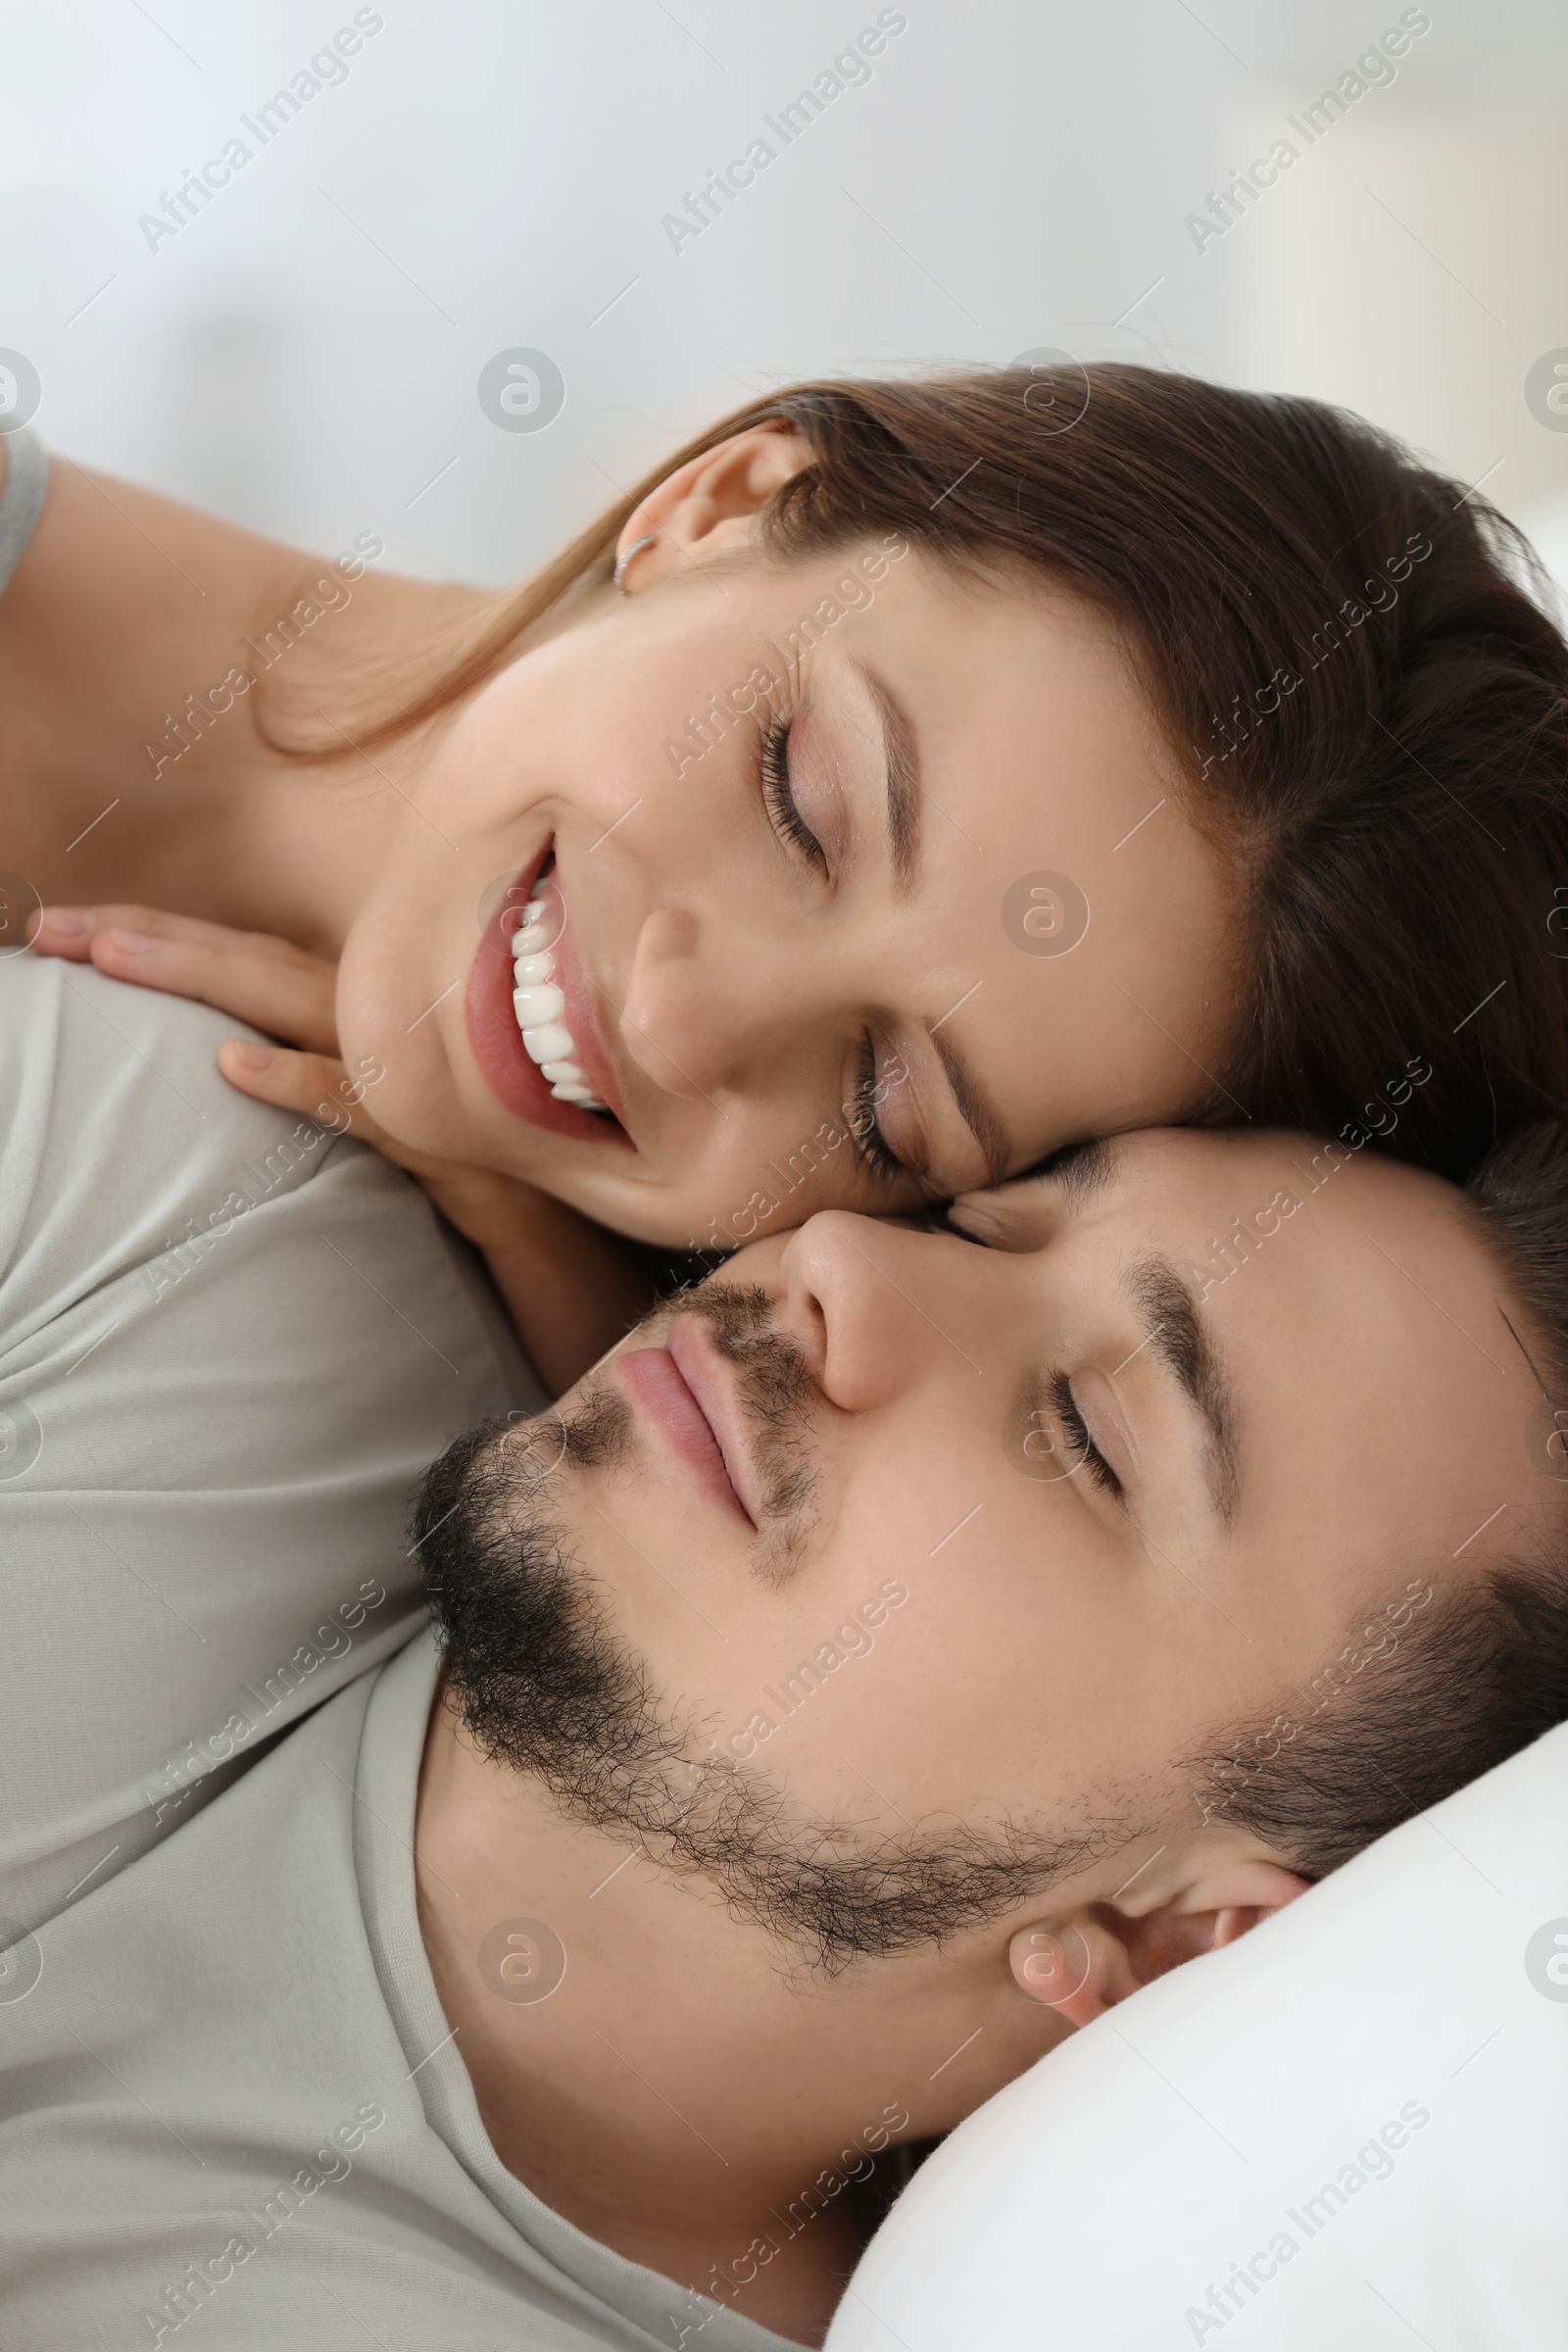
[506,1282,819,1531]
[649,1282,819,1525]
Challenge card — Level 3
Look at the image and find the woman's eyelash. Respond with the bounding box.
[1051,1371,1122,1496]
[849,1036,906,1189]
[760,719,827,875]
[758,718,903,1194]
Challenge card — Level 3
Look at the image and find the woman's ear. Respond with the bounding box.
[1009,1860,1309,2029]
[613,424,816,589]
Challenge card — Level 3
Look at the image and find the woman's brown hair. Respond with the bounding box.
[325,363,1568,1182]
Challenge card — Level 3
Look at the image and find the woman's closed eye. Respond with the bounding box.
[760,719,827,876]
[758,715,982,1202]
[847,1035,910,1191]
[757,717,920,1192]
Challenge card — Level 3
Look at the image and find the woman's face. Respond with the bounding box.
[338,528,1235,1249]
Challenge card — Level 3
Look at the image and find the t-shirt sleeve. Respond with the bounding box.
[0,952,545,1934]
[0,424,48,598]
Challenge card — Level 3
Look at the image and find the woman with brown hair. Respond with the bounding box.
[8,363,1568,1382]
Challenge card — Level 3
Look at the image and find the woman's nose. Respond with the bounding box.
[617,905,821,1098]
[775,1211,991,1414]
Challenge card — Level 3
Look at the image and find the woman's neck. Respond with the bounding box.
[0,457,486,953]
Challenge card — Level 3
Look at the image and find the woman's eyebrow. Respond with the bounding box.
[858,662,922,896]
[928,1027,1012,1189]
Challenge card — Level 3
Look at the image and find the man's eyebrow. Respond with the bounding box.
[1041,1135,1120,1209]
[928,1028,1012,1191]
[1124,1251,1240,1524]
[860,662,921,896]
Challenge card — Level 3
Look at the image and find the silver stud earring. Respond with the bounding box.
[613,533,657,594]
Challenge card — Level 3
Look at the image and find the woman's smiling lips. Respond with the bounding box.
[464,851,633,1147]
[615,1326,758,1525]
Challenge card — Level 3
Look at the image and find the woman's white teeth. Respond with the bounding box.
[523,1021,576,1063]
[508,897,607,1109]
[513,981,565,1027]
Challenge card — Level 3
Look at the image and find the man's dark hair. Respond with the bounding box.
[1192,1123,1568,1877]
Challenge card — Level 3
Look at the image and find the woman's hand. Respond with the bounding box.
[27,904,341,1052]
[26,903,661,1394]
[207,1029,664,1396]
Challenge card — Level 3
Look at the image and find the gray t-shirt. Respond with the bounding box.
[1,1632,797,2351]
[0,950,538,1935]
[0,423,47,595]
[0,957,797,2352]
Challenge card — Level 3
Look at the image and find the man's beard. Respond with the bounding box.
[414,1283,1114,1975]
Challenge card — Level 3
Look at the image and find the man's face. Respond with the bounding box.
[419,1128,1540,1964]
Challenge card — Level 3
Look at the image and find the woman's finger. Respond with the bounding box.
[217,1040,414,1165]
[30,910,340,1056]
[25,906,100,960]
[29,903,327,967]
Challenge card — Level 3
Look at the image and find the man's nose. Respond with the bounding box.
[617,905,831,1098]
[773,1211,990,1412]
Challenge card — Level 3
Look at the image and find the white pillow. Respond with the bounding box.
[829,1722,1568,2351]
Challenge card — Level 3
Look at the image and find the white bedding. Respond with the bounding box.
[830,1719,1568,2350]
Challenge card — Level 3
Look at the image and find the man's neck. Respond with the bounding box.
[414,1695,918,2347]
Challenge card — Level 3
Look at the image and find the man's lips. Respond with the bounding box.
[614,1333,757,1526]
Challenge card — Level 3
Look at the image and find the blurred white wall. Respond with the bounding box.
[4,0,1566,581]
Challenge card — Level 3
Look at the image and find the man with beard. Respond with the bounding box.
[4,1120,1567,2351]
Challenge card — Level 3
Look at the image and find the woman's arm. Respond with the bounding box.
[0,458,312,886]
[0,451,479,943]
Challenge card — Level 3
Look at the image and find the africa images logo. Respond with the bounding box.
[136,13,385,254]
[1183,2102,1433,2340]
[660,11,908,253]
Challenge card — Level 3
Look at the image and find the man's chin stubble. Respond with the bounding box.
[412,1384,1121,1974]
